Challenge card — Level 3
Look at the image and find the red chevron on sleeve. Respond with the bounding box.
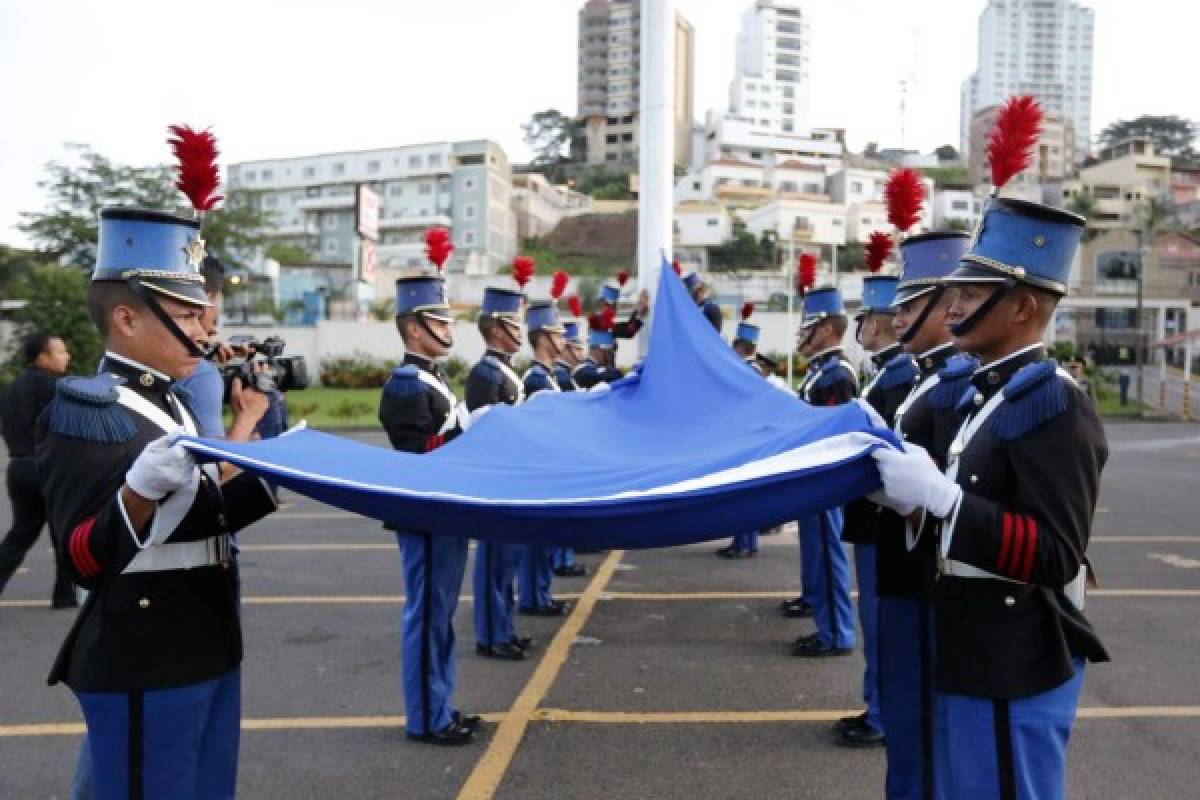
[996,512,1038,582]
[68,517,101,578]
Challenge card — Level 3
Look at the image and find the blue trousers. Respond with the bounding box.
[518,544,555,610]
[800,509,855,649]
[798,518,818,606]
[398,531,468,736]
[75,669,240,800]
[551,547,576,569]
[853,543,882,731]
[879,595,935,800]
[934,660,1086,800]
[472,540,519,647]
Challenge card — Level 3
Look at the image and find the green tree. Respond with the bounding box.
[4,264,103,379]
[265,243,312,265]
[0,244,46,297]
[710,221,768,271]
[522,110,574,181]
[838,241,866,272]
[1099,115,1197,159]
[935,144,960,163]
[1067,189,1100,242]
[18,143,272,271]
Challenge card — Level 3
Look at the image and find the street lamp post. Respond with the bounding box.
[1135,231,1148,408]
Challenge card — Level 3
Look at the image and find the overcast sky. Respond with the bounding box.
[1,0,1196,248]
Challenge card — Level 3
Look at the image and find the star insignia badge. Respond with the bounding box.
[183,237,207,268]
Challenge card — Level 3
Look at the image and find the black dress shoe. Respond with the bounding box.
[790,633,852,658]
[513,636,535,651]
[406,722,473,746]
[453,711,482,733]
[779,597,814,618]
[834,717,885,748]
[553,564,587,577]
[715,545,753,559]
[50,597,79,610]
[519,601,571,617]
[834,711,868,732]
[476,642,526,660]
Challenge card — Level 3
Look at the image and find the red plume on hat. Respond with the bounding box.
[671,259,682,276]
[424,227,454,272]
[599,306,616,330]
[550,270,569,300]
[884,168,925,234]
[616,269,630,287]
[987,94,1043,190]
[512,256,535,289]
[568,294,583,318]
[167,125,223,212]
[865,231,894,274]
[797,252,818,293]
[741,302,755,321]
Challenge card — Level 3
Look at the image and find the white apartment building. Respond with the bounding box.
[226,140,517,295]
[827,164,935,236]
[674,202,733,271]
[740,197,848,251]
[510,173,592,240]
[728,0,812,136]
[959,0,1094,163]
[931,188,986,231]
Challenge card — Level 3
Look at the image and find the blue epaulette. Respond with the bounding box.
[991,360,1070,441]
[956,387,981,416]
[46,374,136,443]
[876,353,918,391]
[814,361,853,391]
[475,357,504,386]
[383,365,425,399]
[929,354,979,410]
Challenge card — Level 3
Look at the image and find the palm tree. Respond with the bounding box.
[1067,189,1099,242]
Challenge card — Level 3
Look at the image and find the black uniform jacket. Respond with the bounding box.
[379,353,462,455]
[799,348,858,407]
[36,355,276,692]
[843,345,917,545]
[573,359,622,390]
[877,343,966,598]
[465,349,522,413]
[935,345,1110,699]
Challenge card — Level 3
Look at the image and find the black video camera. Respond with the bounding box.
[218,335,309,400]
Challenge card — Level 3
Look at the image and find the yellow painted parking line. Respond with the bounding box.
[1076,707,1200,719]
[603,591,796,600]
[533,709,859,723]
[456,550,625,800]
[0,713,509,738]
[1090,589,1200,597]
[239,543,395,552]
[1093,537,1200,543]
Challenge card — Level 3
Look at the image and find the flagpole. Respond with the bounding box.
[637,0,675,359]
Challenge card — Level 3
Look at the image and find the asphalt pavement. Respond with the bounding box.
[1,422,1199,799]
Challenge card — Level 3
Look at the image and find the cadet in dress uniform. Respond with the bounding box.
[876,231,972,798]
[682,271,724,331]
[872,197,1109,799]
[37,207,277,798]
[517,301,571,616]
[550,320,587,578]
[573,327,623,389]
[379,275,479,745]
[467,287,533,661]
[593,279,648,360]
[835,274,917,748]
[790,286,859,658]
[716,305,766,558]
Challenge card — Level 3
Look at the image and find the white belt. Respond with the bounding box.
[941,559,1087,611]
[122,535,230,574]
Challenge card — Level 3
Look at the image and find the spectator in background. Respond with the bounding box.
[1118,366,1132,407]
[177,255,228,437]
[0,333,75,607]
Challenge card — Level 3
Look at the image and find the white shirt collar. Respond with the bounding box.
[918,342,955,360]
[976,342,1044,374]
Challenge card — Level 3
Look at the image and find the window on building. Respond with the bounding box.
[261,169,273,181]
[607,134,619,143]
[464,230,477,245]
[332,163,345,176]
[952,200,969,211]
[607,152,619,162]
[264,195,277,208]
[303,166,316,178]
[750,151,763,160]
[367,160,380,173]
[851,181,864,194]
[464,203,476,220]
[463,178,476,191]
[390,184,404,197]
[419,183,432,195]
[429,154,442,167]
[306,186,321,197]
[324,239,338,256]
[1097,251,1139,284]
[245,170,256,182]
[707,218,719,226]
[324,215,338,230]
[782,120,794,133]
[780,181,798,193]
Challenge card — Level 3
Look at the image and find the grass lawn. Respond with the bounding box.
[284,387,383,429]
[1094,392,1150,418]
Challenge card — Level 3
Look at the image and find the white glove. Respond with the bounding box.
[125,433,196,501]
[854,398,887,429]
[871,442,962,519]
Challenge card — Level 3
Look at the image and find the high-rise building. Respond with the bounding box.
[959,0,1094,164]
[728,0,812,136]
[576,0,694,171]
[968,105,1076,190]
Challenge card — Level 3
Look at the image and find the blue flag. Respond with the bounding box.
[180,260,896,549]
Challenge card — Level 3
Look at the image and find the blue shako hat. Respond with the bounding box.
[395,275,451,322]
[526,300,564,334]
[563,320,581,343]
[588,329,615,349]
[682,271,705,293]
[480,286,523,322]
[944,198,1084,295]
[800,286,845,328]
[734,322,760,345]
[92,208,210,306]
[599,283,621,305]
[857,275,899,317]
[894,231,971,306]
